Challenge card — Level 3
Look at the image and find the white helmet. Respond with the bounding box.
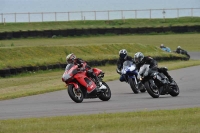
[177,46,181,49]
[66,53,76,64]
[134,52,144,64]
[119,49,128,59]
[160,44,164,47]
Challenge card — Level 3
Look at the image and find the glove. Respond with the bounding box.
[116,68,121,75]
[137,74,141,80]
[78,63,83,68]
[78,67,85,72]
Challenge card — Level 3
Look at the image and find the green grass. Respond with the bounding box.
[1,60,200,101]
[1,33,200,69]
[0,17,200,32]
[0,107,200,133]
[0,43,185,69]
[0,33,200,51]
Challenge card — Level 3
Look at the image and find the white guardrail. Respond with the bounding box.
[1,8,200,23]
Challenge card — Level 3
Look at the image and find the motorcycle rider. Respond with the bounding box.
[176,46,189,54]
[175,46,190,59]
[175,46,183,54]
[116,49,134,82]
[160,44,166,49]
[66,53,106,91]
[134,52,173,83]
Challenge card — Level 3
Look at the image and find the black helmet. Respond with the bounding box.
[134,52,144,64]
[119,49,128,59]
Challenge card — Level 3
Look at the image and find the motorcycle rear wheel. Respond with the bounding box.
[129,78,140,94]
[144,81,160,98]
[68,84,84,103]
[98,82,111,101]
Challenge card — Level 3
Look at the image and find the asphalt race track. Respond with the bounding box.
[0,52,199,120]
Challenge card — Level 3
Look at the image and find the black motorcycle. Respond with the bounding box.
[139,64,179,98]
[174,49,190,60]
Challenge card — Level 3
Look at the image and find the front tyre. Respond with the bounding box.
[129,78,139,94]
[98,82,111,101]
[169,81,180,97]
[139,84,146,93]
[144,80,160,98]
[68,84,84,103]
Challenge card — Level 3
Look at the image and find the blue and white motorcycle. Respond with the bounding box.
[117,60,146,93]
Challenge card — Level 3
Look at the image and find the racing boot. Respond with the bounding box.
[167,76,175,85]
[98,81,107,89]
[96,80,107,92]
[91,73,107,92]
[161,68,174,85]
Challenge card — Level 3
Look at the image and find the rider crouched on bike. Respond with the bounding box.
[116,49,134,82]
[134,52,173,84]
[175,46,184,54]
[66,53,106,91]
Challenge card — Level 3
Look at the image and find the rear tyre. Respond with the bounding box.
[129,78,139,94]
[144,80,160,98]
[169,81,180,97]
[68,84,84,103]
[98,82,111,101]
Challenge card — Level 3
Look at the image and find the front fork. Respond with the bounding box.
[124,75,138,85]
[67,82,79,89]
[149,79,158,91]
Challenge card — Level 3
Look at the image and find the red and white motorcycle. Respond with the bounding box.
[62,62,111,103]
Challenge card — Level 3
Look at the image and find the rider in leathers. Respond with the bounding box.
[66,53,106,90]
[116,49,134,82]
[134,52,173,83]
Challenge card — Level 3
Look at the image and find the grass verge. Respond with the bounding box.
[0,43,185,69]
[0,107,200,133]
[0,17,200,32]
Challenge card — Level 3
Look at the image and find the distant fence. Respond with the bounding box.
[1,8,200,23]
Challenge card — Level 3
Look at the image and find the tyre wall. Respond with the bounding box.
[0,25,200,40]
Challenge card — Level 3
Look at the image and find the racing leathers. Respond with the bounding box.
[136,56,173,83]
[73,58,106,90]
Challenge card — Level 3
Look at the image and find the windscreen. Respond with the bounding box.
[65,63,74,71]
[123,60,133,67]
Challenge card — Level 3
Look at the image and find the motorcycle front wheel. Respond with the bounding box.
[68,84,84,103]
[139,83,146,93]
[169,81,180,97]
[144,80,160,98]
[98,81,111,101]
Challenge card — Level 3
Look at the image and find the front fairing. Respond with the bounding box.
[62,63,97,94]
[121,61,137,75]
[62,64,78,82]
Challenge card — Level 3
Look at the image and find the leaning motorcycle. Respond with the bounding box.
[62,62,111,103]
[116,60,146,93]
[139,64,179,98]
[174,50,190,60]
